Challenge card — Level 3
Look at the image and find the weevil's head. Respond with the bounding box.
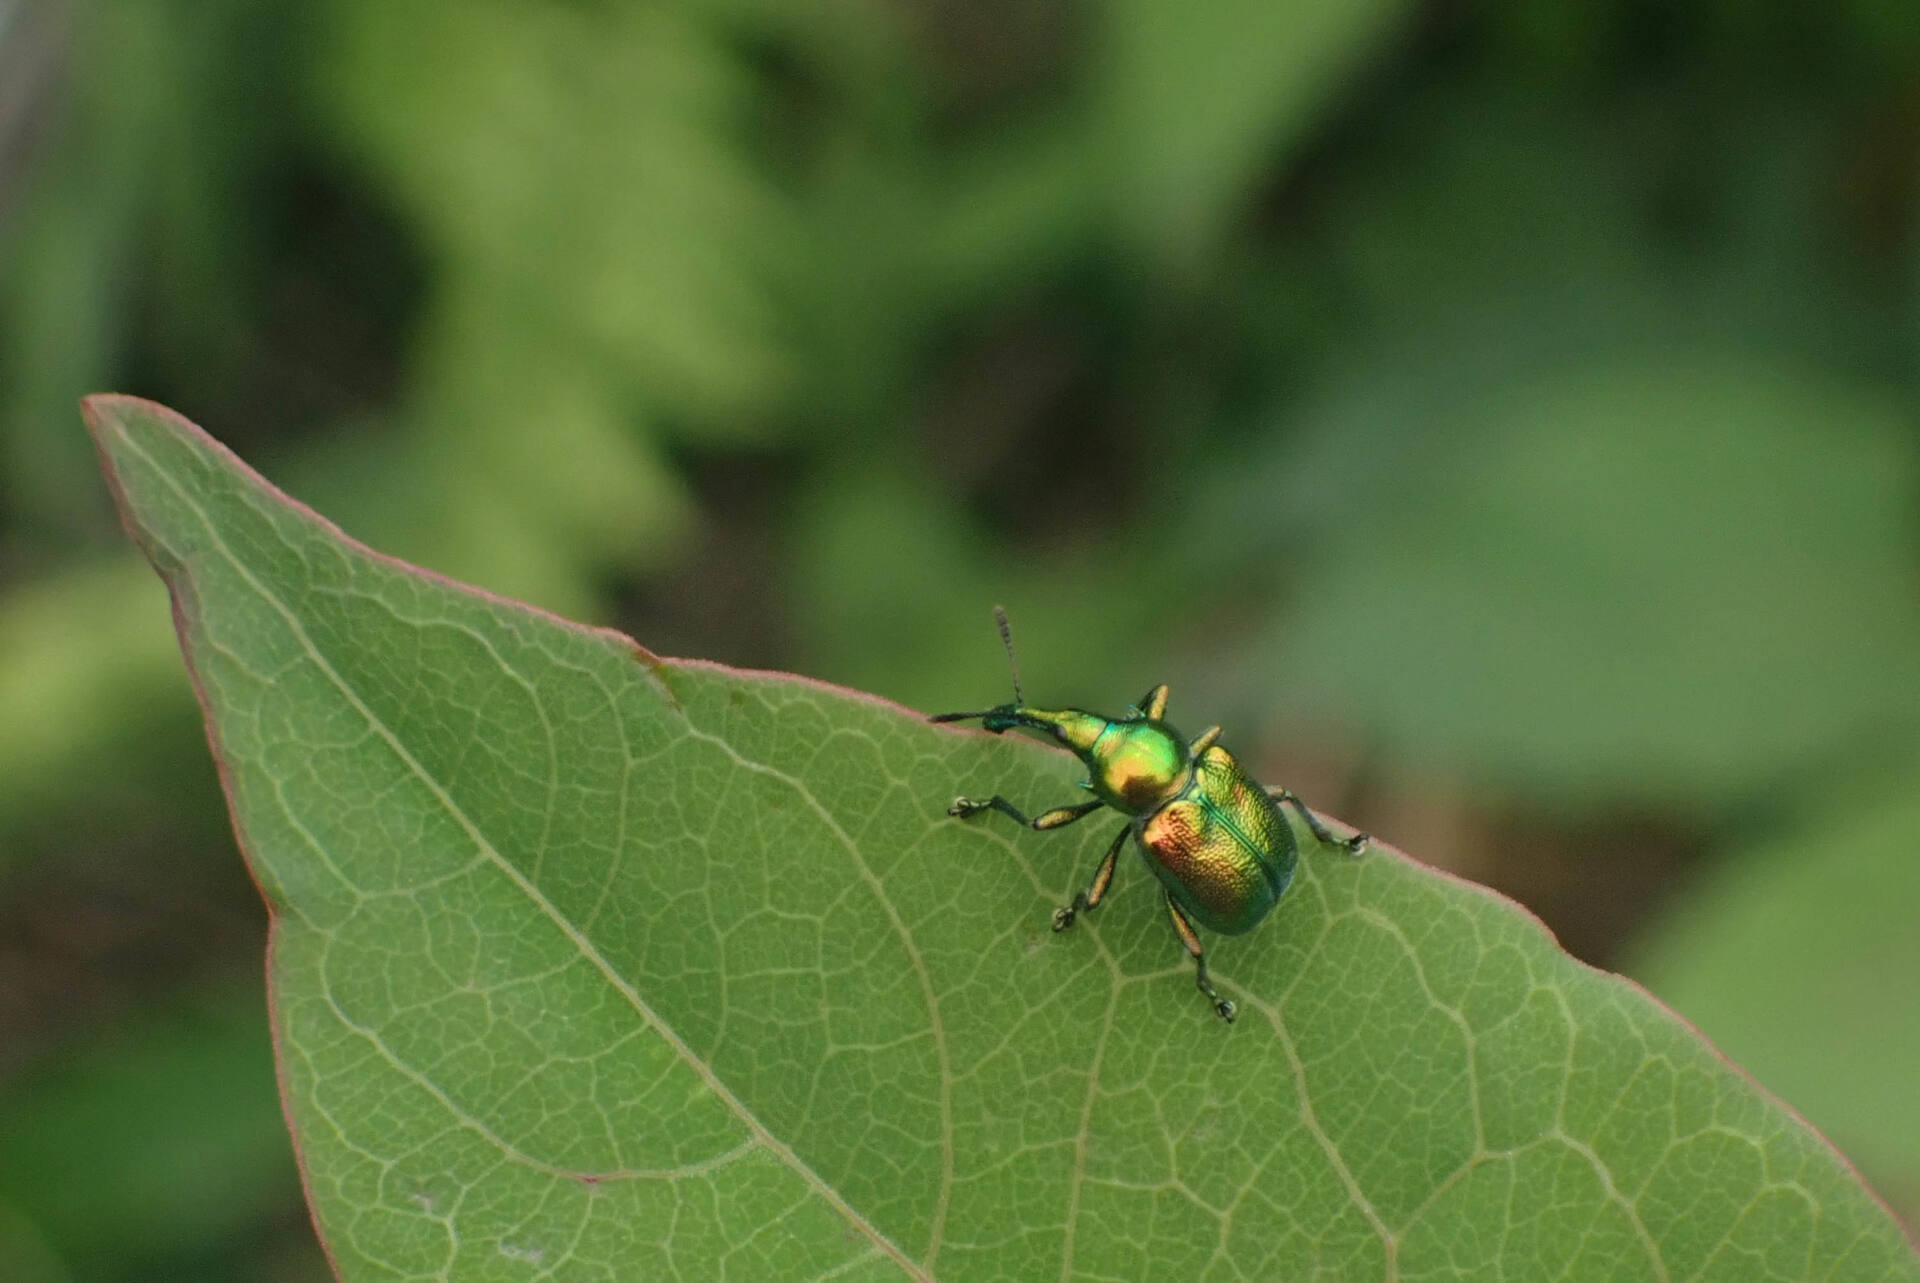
[928,607,1192,813]
[940,703,1189,817]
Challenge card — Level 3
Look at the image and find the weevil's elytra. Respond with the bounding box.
[932,606,1368,1023]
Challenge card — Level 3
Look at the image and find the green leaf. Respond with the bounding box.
[320,0,792,427]
[88,393,1918,1280]
[1631,773,1920,1227]
[1100,0,1415,260]
[0,983,322,1282]
[1264,359,1920,809]
[0,562,185,847]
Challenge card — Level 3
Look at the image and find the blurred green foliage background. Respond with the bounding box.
[2,1,1917,1277]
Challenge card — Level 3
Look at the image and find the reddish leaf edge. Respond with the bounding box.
[79,392,1920,1272]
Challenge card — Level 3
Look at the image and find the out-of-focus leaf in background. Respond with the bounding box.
[1270,361,1920,808]
[0,985,322,1283]
[1101,0,1410,261]
[321,0,794,427]
[3,0,1919,1276]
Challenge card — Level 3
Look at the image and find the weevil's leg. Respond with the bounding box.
[1165,892,1234,1023]
[1267,787,1369,854]
[949,795,1104,830]
[1137,684,1170,721]
[1052,822,1130,932]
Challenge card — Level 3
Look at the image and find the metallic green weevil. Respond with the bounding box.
[932,607,1368,1023]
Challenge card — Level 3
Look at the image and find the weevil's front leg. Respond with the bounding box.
[1165,892,1234,1023]
[1052,822,1129,932]
[1267,787,1369,854]
[949,795,1104,831]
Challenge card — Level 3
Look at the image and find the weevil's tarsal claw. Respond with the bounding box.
[1194,957,1235,1023]
[1269,787,1364,856]
[948,796,980,818]
[1051,905,1075,932]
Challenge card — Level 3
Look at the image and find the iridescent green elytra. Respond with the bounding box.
[932,608,1368,1023]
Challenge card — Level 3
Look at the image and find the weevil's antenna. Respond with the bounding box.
[993,604,1024,704]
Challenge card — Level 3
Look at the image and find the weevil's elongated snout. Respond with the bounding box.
[931,703,1057,736]
[931,703,1103,743]
[929,703,1021,732]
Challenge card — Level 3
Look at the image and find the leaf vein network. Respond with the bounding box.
[651,712,958,1269]
[117,426,935,1283]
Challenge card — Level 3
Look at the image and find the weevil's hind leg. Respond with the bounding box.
[1268,787,1369,855]
[1052,822,1129,932]
[949,795,1104,830]
[1165,892,1234,1023]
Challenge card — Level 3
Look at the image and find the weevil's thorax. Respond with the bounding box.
[1083,716,1190,815]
